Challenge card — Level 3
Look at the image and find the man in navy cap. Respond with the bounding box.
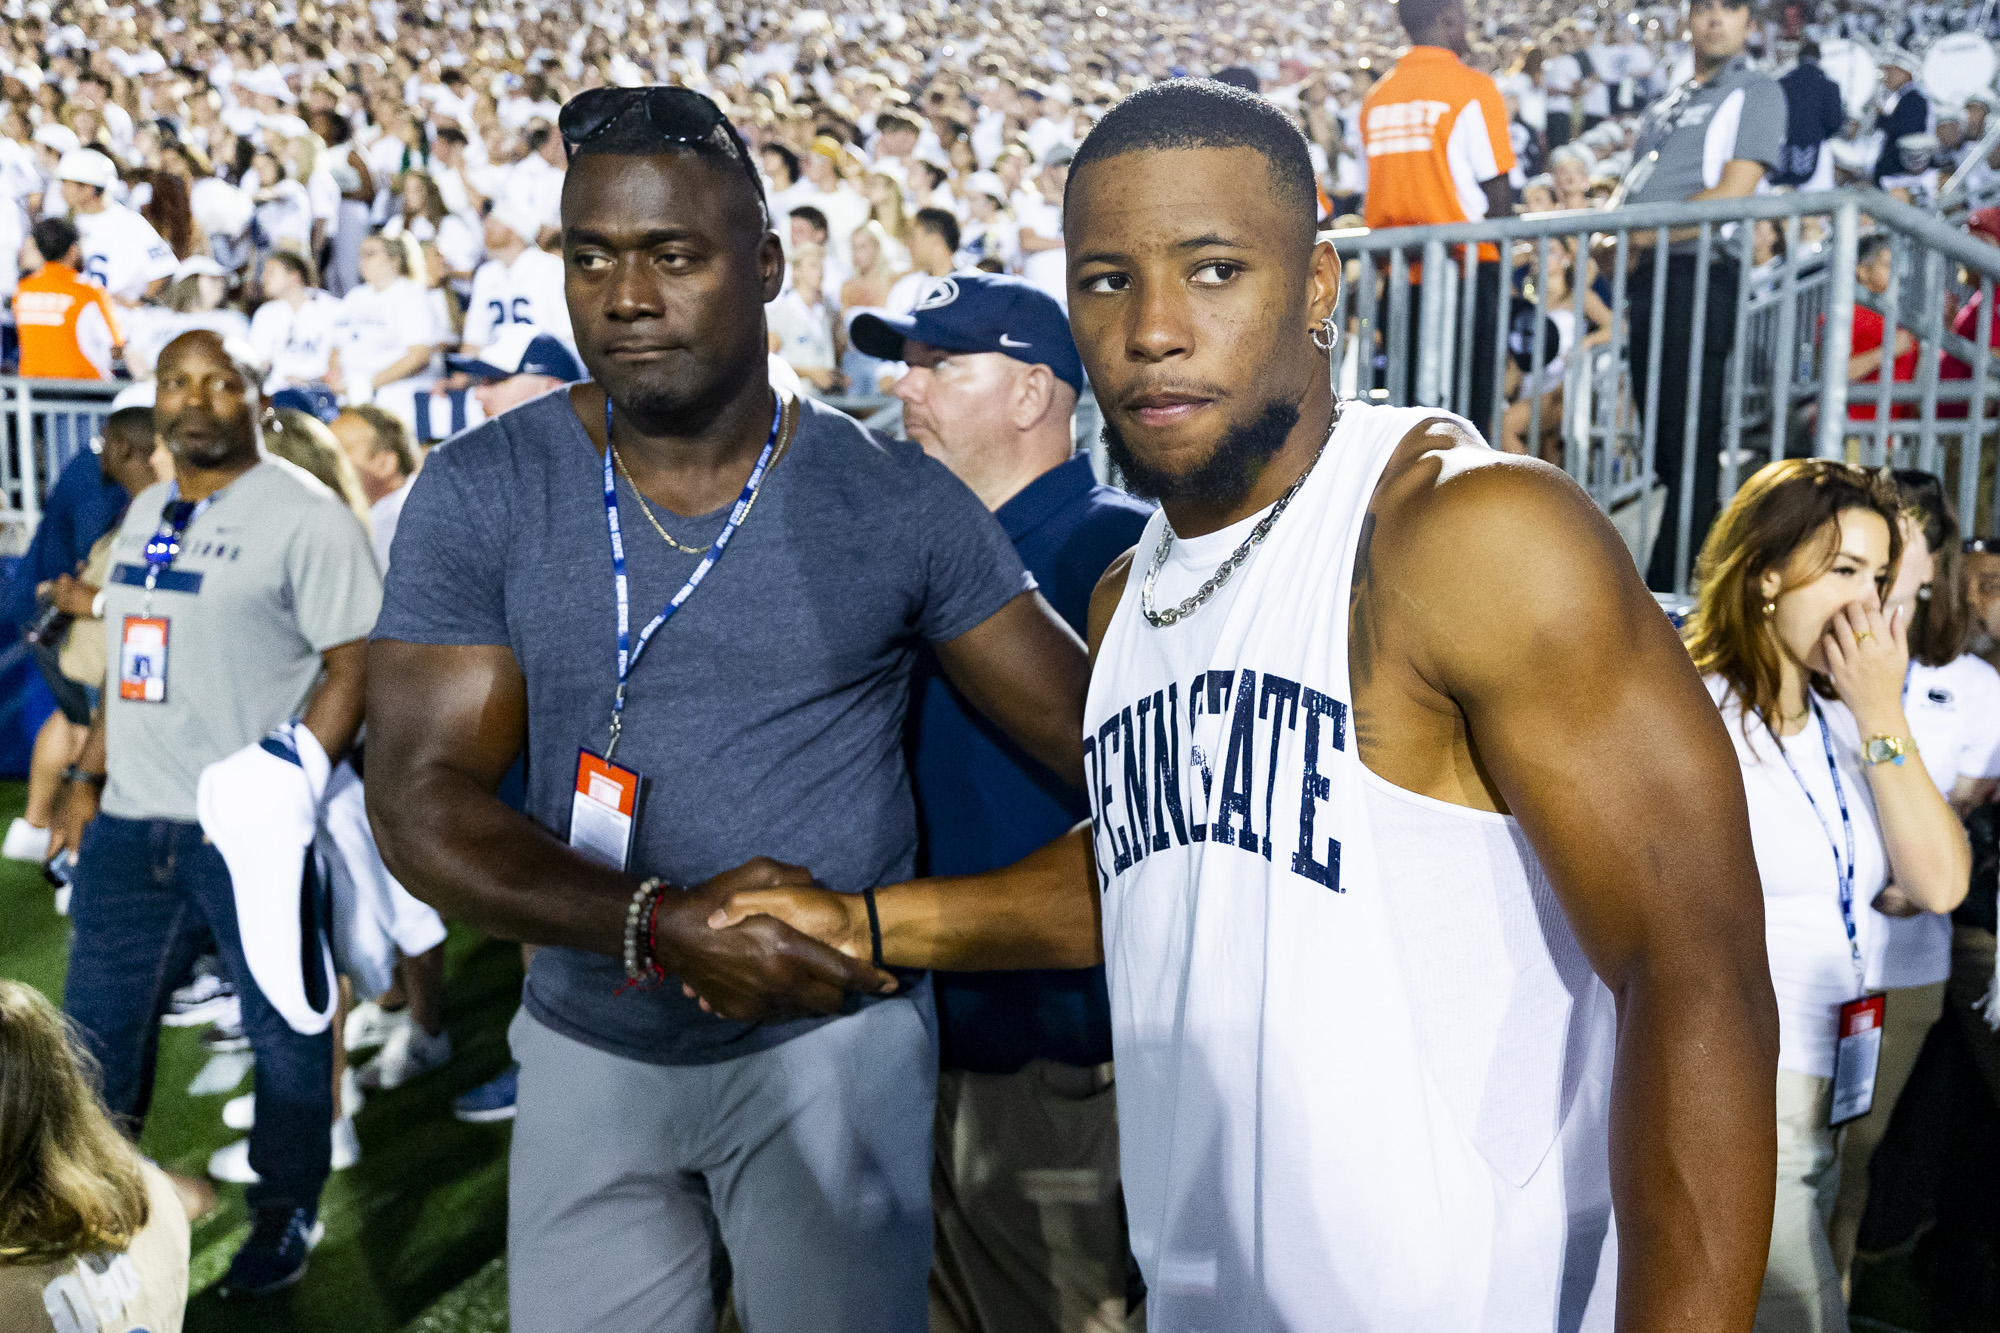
[853,273,1151,1333]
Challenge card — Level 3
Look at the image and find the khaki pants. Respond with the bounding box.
[1755,1072,1849,1333]
[929,1061,1136,1333]
[1828,979,1948,1277]
[1948,926,2000,1109]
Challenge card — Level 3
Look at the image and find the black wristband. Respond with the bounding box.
[862,886,885,971]
[62,765,106,789]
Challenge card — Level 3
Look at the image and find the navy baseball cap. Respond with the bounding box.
[850,273,1084,393]
[270,384,341,423]
[447,327,585,383]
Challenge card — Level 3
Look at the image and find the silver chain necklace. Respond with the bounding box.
[1140,425,1333,629]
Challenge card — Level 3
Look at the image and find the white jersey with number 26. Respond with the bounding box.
[1084,401,1618,1332]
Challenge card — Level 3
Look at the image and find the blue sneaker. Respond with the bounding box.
[218,1206,322,1298]
[452,1065,518,1123]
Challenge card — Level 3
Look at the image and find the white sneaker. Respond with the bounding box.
[208,1117,360,1184]
[356,1023,452,1092]
[3,817,50,862]
[54,886,69,916]
[343,1000,409,1053]
[224,1070,365,1132]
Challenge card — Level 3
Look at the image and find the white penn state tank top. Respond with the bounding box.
[1085,402,1619,1332]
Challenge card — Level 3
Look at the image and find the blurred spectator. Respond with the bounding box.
[326,233,440,407]
[1776,41,1845,190]
[1847,235,1918,423]
[55,149,175,307]
[0,980,191,1333]
[462,205,571,357]
[330,405,421,572]
[249,251,341,393]
[1873,48,1928,188]
[14,218,121,381]
[766,242,845,397]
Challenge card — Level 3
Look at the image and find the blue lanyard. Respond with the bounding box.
[1772,698,1863,981]
[141,483,213,608]
[600,396,780,759]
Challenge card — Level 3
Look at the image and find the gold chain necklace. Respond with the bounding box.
[609,399,797,556]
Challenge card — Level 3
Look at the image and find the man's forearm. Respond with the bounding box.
[1608,957,1777,1332]
[876,824,1102,970]
[302,642,369,763]
[369,762,632,957]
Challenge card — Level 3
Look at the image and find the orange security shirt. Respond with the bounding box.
[1362,46,1516,260]
[14,262,122,380]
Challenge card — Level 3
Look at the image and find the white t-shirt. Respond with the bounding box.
[72,204,177,303]
[496,155,564,230]
[801,183,869,269]
[306,167,341,222]
[462,246,572,351]
[250,291,343,390]
[334,277,441,397]
[252,179,315,253]
[1016,197,1066,308]
[1867,654,2000,988]
[1711,678,1888,1077]
[765,287,837,381]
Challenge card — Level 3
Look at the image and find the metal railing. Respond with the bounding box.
[0,377,123,539]
[1324,188,2000,592]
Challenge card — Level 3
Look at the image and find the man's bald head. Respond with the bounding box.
[154,331,262,472]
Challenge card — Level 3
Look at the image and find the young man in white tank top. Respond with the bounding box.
[704,80,1779,1333]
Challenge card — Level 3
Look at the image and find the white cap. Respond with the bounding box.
[176,254,229,280]
[31,122,77,154]
[242,63,295,102]
[1878,44,1918,72]
[490,202,542,245]
[966,169,1007,199]
[1936,102,1968,123]
[110,380,156,410]
[55,148,118,189]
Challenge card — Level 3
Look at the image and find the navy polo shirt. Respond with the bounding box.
[909,452,1153,1074]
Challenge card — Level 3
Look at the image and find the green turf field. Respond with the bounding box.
[0,781,518,1332]
[3,775,1997,1332]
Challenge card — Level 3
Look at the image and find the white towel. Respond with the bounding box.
[196,721,338,1036]
[320,760,447,1000]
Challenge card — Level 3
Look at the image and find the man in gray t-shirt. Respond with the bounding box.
[366,88,1091,1333]
[1616,0,1786,590]
[52,330,379,1299]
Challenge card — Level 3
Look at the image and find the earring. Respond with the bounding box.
[1762,599,1777,617]
[1310,315,1339,354]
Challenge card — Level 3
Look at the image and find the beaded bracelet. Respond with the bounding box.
[617,877,667,995]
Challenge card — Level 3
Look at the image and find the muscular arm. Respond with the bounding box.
[301,638,368,764]
[365,639,891,1018]
[932,588,1090,788]
[1371,430,1777,1333]
[709,555,1130,969]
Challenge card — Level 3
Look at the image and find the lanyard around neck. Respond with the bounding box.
[141,482,215,613]
[599,396,781,760]
[1770,698,1863,985]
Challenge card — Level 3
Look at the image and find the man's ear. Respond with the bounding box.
[1013,362,1056,431]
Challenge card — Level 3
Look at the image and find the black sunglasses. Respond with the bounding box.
[557,86,725,156]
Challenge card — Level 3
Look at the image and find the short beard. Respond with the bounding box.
[1103,398,1301,505]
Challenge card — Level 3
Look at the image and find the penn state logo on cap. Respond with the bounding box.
[914,277,960,312]
[847,271,1084,393]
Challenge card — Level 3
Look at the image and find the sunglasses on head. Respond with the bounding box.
[557,86,725,156]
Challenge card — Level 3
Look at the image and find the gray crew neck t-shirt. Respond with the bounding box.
[374,389,1034,1066]
[100,460,384,822]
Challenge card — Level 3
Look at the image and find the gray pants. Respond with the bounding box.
[508,999,937,1333]
[1754,1072,1848,1333]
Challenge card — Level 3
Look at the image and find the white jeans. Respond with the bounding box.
[1754,1071,1849,1333]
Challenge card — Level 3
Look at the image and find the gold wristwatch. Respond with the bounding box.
[1862,736,1910,768]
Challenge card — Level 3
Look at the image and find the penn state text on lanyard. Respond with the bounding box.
[599,393,786,761]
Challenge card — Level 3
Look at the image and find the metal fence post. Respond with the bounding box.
[1765,214,1803,468]
[1816,200,1859,460]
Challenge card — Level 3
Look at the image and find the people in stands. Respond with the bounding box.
[853,271,1153,1333]
[1616,0,1786,591]
[1500,234,1612,461]
[798,135,869,271]
[1361,0,1516,436]
[326,233,440,408]
[329,405,421,573]
[462,204,571,356]
[1013,145,1068,309]
[885,206,963,314]
[765,242,845,397]
[1,408,156,866]
[365,86,1087,1333]
[0,980,191,1333]
[1826,471,2000,1292]
[55,149,175,308]
[1847,234,1919,424]
[381,173,479,297]
[1777,41,1846,191]
[1873,49,1929,188]
[13,218,121,380]
[1684,459,1968,1332]
[248,251,341,393]
[49,330,380,1298]
[123,257,250,380]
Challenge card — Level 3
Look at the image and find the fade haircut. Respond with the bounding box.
[1395,0,1454,40]
[1066,79,1319,238]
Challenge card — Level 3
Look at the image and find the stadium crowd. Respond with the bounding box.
[1,0,1999,1329]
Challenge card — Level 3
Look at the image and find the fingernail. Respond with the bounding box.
[707,909,727,928]
[878,978,899,994]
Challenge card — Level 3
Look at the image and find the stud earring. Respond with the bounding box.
[1762,599,1777,617]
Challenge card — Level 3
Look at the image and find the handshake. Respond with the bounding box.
[656,857,897,1024]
